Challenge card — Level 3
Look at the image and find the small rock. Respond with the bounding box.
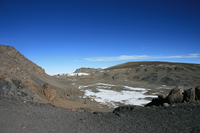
[158,94,165,99]
[171,111,175,114]
[163,103,170,107]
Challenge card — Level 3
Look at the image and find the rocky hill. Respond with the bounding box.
[0,45,55,101]
[60,61,200,88]
[0,45,46,77]
[74,67,100,73]
[0,45,85,108]
[79,61,200,87]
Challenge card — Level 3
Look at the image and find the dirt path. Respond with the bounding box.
[0,96,200,133]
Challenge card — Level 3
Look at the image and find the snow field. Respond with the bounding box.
[79,83,157,108]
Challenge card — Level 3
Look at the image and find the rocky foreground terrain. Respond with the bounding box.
[0,44,200,132]
[0,96,200,133]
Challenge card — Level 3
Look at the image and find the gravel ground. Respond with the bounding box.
[1,96,200,133]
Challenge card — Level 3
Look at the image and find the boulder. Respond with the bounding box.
[195,86,200,100]
[163,103,170,107]
[113,105,142,115]
[145,95,166,107]
[158,94,166,99]
[145,86,200,107]
[165,86,184,104]
[41,83,56,102]
[183,88,195,102]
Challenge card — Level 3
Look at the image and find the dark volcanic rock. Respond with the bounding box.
[145,95,166,107]
[195,86,200,100]
[146,86,200,107]
[165,87,184,104]
[113,105,143,115]
[183,88,196,102]
[1,96,200,133]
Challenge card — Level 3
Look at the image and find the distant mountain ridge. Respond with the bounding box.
[105,61,200,70]
[103,61,200,86]
[75,61,200,87]
[74,67,101,73]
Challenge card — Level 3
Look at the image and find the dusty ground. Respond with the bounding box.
[0,96,200,133]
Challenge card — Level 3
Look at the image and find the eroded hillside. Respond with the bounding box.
[0,45,86,109]
[76,61,200,87]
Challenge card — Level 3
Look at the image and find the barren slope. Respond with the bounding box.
[102,61,200,87]
[0,45,86,109]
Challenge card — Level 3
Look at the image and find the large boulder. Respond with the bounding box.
[195,86,200,100]
[41,83,57,102]
[183,88,195,102]
[165,86,184,104]
[113,105,142,115]
[145,86,200,107]
[145,94,166,107]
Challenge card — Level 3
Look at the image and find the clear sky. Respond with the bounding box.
[0,0,200,75]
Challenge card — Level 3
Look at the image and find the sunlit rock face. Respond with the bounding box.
[0,45,46,77]
[0,45,52,102]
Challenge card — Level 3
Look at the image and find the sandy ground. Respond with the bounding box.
[0,96,200,133]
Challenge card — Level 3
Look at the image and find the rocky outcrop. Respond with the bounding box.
[113,105,143,115]
[0,45,54,102]
[145,86,200,107]
[165,87,184,104]
[41,83,57,102]
[0,45,46,77]
[74,67,100,73]
[195,86,200,100]
[183,88,196,102]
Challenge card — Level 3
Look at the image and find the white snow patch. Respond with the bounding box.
[79,85,93,89]
[96,83,116,87]
[78,83,116,89]
[66,72,90,76]
[79,83,157,108]
[71,83,76,86]
[123,86,146,91]
[67,79,77,81]
[83,89,156,108]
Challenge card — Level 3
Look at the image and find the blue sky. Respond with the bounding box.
[0,0,200,75]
